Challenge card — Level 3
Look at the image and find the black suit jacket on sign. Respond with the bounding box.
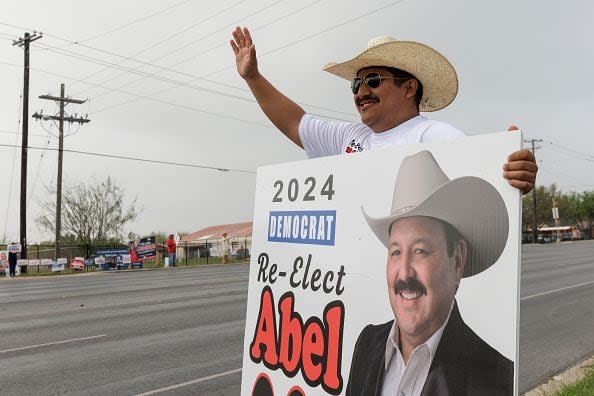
[345,302,513,396]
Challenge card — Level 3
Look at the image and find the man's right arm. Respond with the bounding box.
[230,26,305,148]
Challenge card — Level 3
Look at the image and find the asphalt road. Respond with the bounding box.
[519,240,594,391]
[1,240,593,395]
[0,265,247,395]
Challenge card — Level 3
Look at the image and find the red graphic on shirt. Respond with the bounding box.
[249,286,345,395]
[345,139,363,154]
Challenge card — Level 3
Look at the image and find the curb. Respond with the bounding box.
[524,354,594,395]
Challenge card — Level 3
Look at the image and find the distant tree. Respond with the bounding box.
[580,191,594,239]
[566,191,594,239]
[145,232,168,244]
[522,184,560,230]
[127,231,139,242]
[36,177,138,245]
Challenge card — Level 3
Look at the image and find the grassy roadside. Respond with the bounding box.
[555,366,594,396]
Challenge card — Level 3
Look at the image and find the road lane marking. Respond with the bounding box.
[135,368,242,395]
[0,334,107,354]
[521,279,594,301]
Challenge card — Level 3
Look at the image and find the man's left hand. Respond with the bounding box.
[503,125,538,195]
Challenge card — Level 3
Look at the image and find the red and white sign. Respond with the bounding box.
[70,257,85,270]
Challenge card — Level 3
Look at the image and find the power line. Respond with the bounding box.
[0,31,18,40]
[79,0,320,100]
[0,143,256,174]
[0,0,197,48]
[38,26,252,97]
[538,165,592,189]
[0,11,355,121]
[30,0,281,99]
[78,0,354,119]
[76,0,195,44]
[204,0,409,77]
[68,0,250,94]
[29,127,54,201]
[0,59,274,127]
[0,129,51,138]
[30,42,352,120]
[542,140,594,163]
[3,88,23,242]
[34,43,255,99]
[0,21,35,33]
[82,0,287,100]
[2,1,407,122]
[87,0,407,116]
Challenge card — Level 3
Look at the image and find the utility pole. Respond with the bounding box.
[525,138,543,243]
[13,31,42,259]
[33,84,90,259]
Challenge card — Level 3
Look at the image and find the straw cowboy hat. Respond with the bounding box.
[362,150,509,278]
[323,36,458,112]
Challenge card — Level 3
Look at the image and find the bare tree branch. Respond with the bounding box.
[35,177,139,245]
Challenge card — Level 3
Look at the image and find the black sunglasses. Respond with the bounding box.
[351,72,409,94]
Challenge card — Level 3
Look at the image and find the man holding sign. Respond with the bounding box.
[7,242,20,278]
[230,27,537,195]
[346,150,513,395]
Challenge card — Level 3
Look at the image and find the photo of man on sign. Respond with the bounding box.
[347,150,513,395]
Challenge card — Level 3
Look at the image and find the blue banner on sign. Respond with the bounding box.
[267,210,336,246]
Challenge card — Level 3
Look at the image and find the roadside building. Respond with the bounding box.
[179,221,252,261]
[523,225,583,243]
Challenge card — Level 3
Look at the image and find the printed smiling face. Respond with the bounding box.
[386,216,467,345]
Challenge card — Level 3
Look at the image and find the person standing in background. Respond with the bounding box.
[8,242,18,277]
[166,234,177,267]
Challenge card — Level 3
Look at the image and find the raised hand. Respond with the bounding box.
[230,26,258,80]
[229,26,305,147]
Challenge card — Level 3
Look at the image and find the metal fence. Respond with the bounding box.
[0,243,128,261]
[177,237,252,265]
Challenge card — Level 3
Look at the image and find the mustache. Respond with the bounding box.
[394,277,427,295]
[356,94,379,106]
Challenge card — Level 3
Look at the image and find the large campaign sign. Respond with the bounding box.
[7,243,21,253]
[0,251,7,271]
[52,258,67,272]
[95,248,129,270]
[241,133,521,395]
[135,236,157,260]
[95,249,129,259]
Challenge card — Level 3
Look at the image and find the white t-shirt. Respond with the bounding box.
[298,113,465,159]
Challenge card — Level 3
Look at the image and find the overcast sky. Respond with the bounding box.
[1,0,592,243]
